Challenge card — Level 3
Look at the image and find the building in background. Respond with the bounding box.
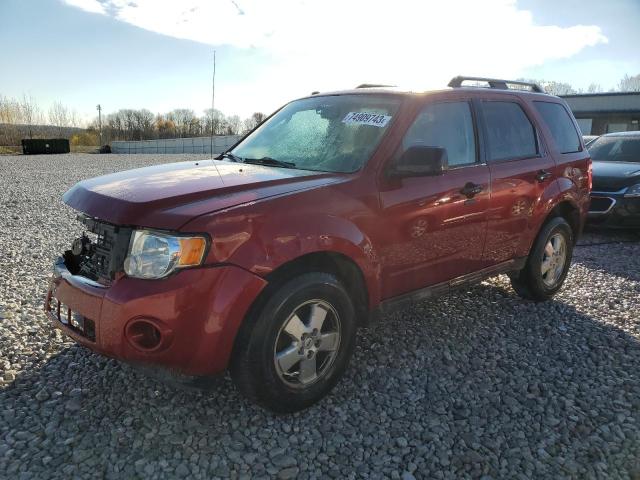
[561,92,640,135]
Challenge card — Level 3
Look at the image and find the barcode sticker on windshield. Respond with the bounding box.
[342,112,392,128]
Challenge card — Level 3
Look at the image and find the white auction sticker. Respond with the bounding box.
[342,112,392,128]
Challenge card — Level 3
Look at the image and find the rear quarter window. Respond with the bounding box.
[533,101,581,154]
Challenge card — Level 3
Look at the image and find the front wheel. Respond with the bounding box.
[230,272,357,413]
[510,216,574,302]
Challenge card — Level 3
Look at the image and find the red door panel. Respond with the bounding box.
[477,97,557,265]
[377,164,490,299]
[484,157,557,264]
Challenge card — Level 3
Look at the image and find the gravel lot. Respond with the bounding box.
[1,153,640,479]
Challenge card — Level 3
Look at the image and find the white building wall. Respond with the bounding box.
[111,136,241,154]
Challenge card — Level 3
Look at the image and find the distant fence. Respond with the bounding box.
[111,135,241,154]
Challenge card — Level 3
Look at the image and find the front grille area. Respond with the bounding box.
[48,298,97,342]
[589,196,615,213]
[63,215,132,285]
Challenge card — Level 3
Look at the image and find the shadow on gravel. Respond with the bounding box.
[2,281,640,479]
[348,281,640,478]
[576,229,640,283]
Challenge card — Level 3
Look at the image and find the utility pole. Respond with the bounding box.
[210,50,216,155]
[96,104,102,146]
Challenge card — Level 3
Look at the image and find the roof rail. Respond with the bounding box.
[355,83,396,89]
[448,76,544,93]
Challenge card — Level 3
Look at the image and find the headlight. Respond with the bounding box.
[624,184,640,198]
[123,230,208,279]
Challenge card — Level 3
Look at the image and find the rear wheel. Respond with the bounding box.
[510,216,574,301]
[230,272,357,413]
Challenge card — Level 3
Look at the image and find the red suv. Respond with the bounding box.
[46,77,591,412]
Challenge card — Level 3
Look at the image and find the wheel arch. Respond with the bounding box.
[544,200,581,244]
[229,250,371,382]
[262,251,370,327]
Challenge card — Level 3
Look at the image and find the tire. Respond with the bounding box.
[230,272,357,413]
[510,216,574,302]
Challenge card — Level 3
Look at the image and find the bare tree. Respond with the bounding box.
[0,95,22,145]
[517,78,577,95]
[541,81,577,96]
[155,114,176,139]
[188,116,202,137]
[168,109,197,138]
[225,114,241,135]
[586,83,603,93]
[203,108,226,136]
[618,74,640,92]
[48,101,71,136]
[135,109,155,139]
[20,94,42,138]
[69,109,81,129]
[0,95,22,125]
[106,111,124,141]
[243,112,266,133]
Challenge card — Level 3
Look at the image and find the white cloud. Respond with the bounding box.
[62,0,608,115]
[63,0,106,15]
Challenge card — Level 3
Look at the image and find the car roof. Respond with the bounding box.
[305,86,557,101]
[601,131,640,138]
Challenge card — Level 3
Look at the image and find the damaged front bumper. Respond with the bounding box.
[45,257,267,377]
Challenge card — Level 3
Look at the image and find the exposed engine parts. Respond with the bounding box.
[71,234,92,257]
[62,214,132,284]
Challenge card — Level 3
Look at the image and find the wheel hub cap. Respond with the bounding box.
[274,300,341,388]
[541,233,567,287]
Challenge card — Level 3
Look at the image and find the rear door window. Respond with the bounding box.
[481,101,538,161]
[533,101,581,154]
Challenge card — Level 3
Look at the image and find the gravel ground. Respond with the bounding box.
[1,153,640,479]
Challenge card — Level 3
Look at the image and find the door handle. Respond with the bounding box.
[536,169,553,182]
[460,182,483,198]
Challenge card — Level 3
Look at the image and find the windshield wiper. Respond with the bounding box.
[218,152,243,162]
[243,157,296,169]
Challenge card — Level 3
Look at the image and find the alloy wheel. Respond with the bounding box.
[274,299,341,388]
[541,232,567,287]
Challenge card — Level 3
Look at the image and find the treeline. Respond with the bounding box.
[0,93,266,146]
[0,94,82,145]
[3,72,639,146]
[520,73,640,96]
[95,109,266,143]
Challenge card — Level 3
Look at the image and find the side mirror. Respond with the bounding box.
[390,146,448,177]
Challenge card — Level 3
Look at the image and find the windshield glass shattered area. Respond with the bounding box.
[231,95,401,173]
[589,136,640,163]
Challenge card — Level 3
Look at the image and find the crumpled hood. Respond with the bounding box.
[63,160,340,230]
[592,161,640,192]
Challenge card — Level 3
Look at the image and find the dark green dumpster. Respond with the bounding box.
[21,138,70,155]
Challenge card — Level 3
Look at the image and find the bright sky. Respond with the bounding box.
[1,0,638,123]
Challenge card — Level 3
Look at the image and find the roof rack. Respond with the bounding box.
[355,83,396,89]
[448,76,545,93]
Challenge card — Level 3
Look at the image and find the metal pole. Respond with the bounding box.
[210,50,216,155]
[96,104,102,146]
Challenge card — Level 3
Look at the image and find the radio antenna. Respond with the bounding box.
[209,50,224,184]
[210,50,216,157]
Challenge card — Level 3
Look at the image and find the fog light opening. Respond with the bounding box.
[126,320,162,351]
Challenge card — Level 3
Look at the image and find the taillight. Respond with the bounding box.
[587,159,593,191]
